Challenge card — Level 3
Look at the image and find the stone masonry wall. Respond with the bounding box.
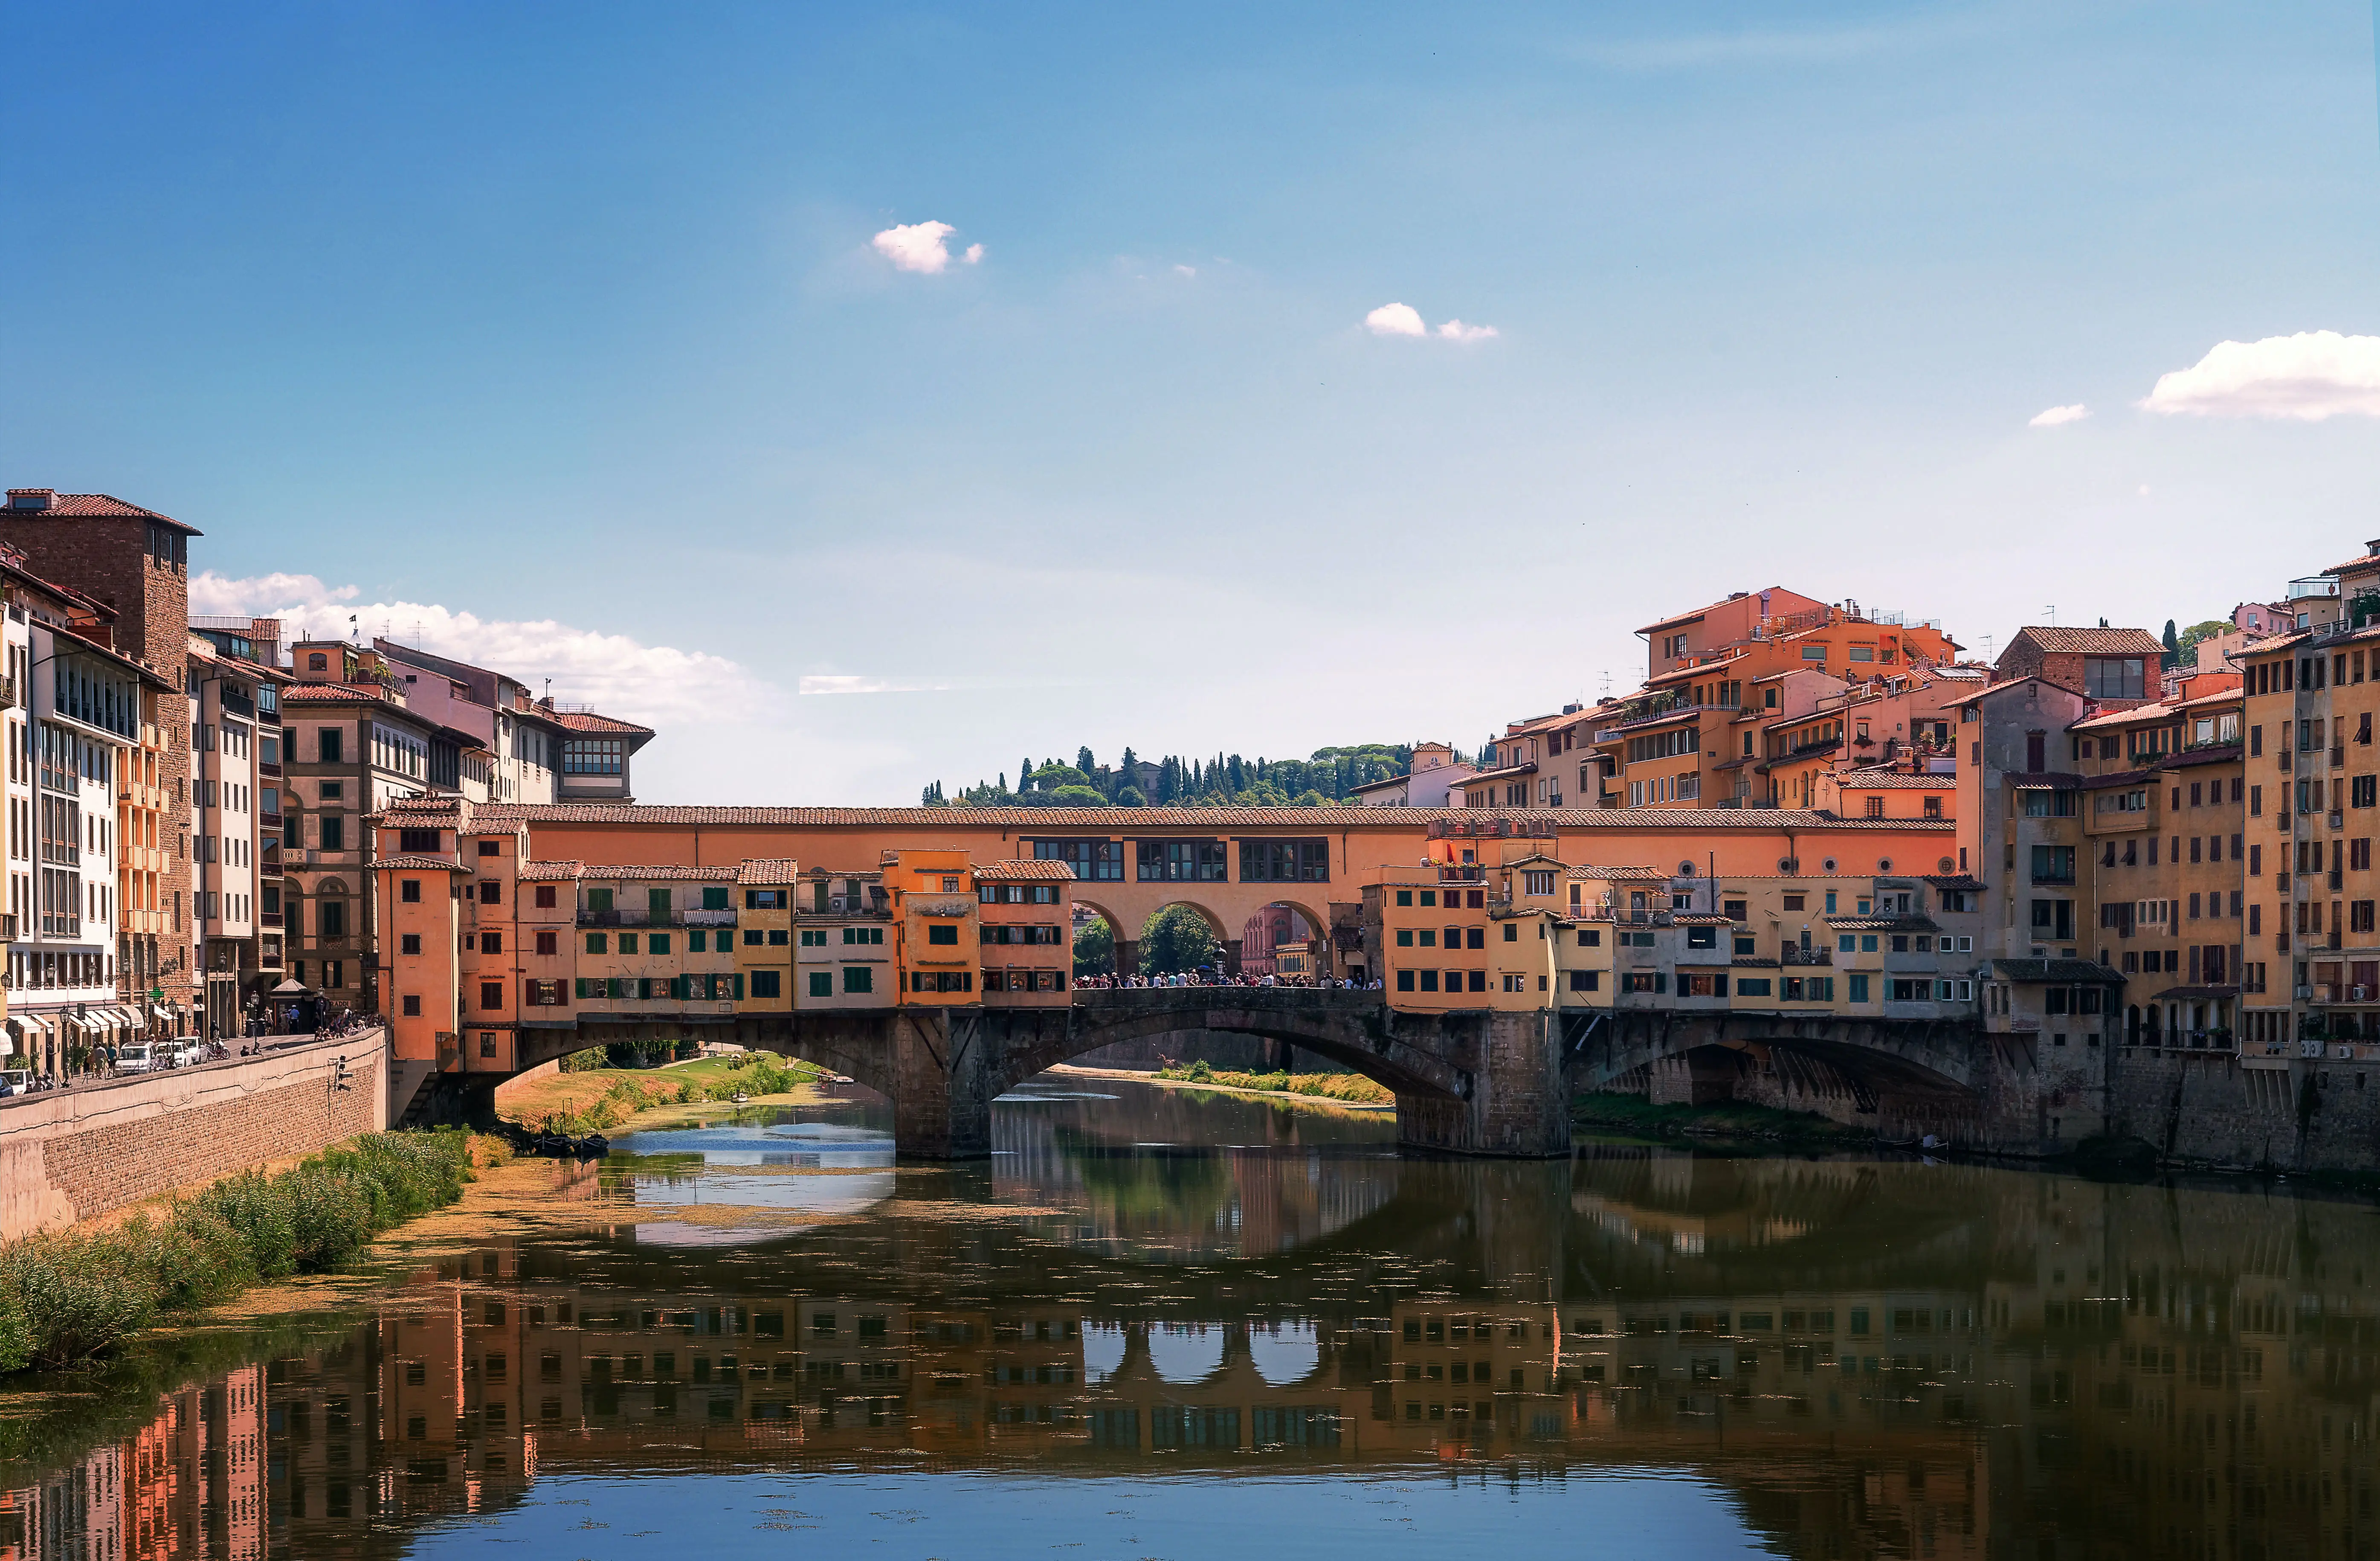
[0,1035,387,1239]
[2109,1049,2380,1171]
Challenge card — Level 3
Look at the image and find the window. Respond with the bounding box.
[927,924,959,945]
[536,931,557,956]
[318,727,343,763]
[2084,658,2145,699]
[400,933,421,955]
[1136,839,1228,882]
[648,933,670,955]
[479,881,500,905]
[2356,775,2377,809]
[477,840,500,858]
[1033,839,1124,881]
[746,889,785,908]
[308,653,327,671]
[319,815,345,850]
[401,995,421,1016]
[1522,870,1555,896]
[400,878,421,904]
[1239,839,1331,882]
[479,982,503,1010]
[562,739,625,775]
[586,933,607,953]
[1736,978,1771,996]
[535,885,557,908]
[1847,974,1870,1003]
[809,971,833,998]
[480,932,502,955]
[843,967,873,994]
[400,827,441,853]
[2030,845,2076,883]
[319,900,346,938]
[751,971,782,998]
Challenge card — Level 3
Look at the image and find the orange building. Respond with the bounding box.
[890,849,980,1004]
[974,858,1073,1006]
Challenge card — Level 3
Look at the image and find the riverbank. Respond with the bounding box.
[1050,1063,1395,1113]
[1571,1091,1876,1149]
[494,1052,830,1132]
[0,1129,478,1381]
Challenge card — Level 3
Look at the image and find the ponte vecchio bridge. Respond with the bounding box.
[372,802,2041,1158]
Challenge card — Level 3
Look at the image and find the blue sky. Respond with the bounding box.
[5,1,2376,802]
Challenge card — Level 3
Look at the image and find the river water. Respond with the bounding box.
[3,1076,2377,1560]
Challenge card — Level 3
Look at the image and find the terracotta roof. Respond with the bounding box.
[555,710,653,737]
[576,863,736,881]
[374,854,473,873]
[971,859,1078,881]
[452,802,1957,832]
[735,858,803,885]
[2326,550,2380,576]
[1672,913,1736,926]
[1565,864,1664,879]
[1831,769,1956,789]
[1922,875,1986,892]
[2,491,202,534]
[2006,627,2167,658]
[1945,675,2088,708]
[1462,762,1538,784]
[2069,701,2176,731]
[2077,769,2156,791]
[518,860,584,882]
[2164,743,2244,770]
[281,681,401,704]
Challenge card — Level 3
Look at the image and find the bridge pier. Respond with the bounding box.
[1394,1011,1571,1158]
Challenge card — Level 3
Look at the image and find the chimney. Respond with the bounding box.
[5,490,55,511]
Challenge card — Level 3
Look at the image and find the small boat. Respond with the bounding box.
[531,1132,574,1158]
[573,1133,610,1158]
[731,1091,750,1105]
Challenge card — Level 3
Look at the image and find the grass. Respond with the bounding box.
[1571,1091,1872,1146]
[494,1050,829,1134]
[0,1130,478,1377]
[1151,1061,1392,1105]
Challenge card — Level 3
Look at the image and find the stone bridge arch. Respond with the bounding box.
[987,990,1470,1101]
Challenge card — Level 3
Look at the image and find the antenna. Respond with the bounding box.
[2043,605,2056,626]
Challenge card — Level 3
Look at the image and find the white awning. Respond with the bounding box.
[11,1014,51,1039]
[148,1005,172,1024]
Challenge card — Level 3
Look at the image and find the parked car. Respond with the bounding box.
[170,1038,208,1069]
[0,1069,25,1096]
[116,1042,157,1074]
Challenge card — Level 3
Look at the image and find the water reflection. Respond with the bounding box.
[6,1079,2380,1560]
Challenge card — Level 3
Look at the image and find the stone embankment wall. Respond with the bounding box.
[0,1034,388,1239]
[1070,1032,1353,1073]
[2109,1051,2380,1171]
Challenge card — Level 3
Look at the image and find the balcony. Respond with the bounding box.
[1436,865,1486,882]
[1780,947,1834,966]
[260,910,282,928]
[684,909,736,928]
[259,760,281,778]
[220,688,255,719]
[577,908,692,928]
[261,811,282,830]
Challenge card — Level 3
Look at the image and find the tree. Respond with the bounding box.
[1138,905,1217,974]
[1073,917,1114,977]
[1050,783,1107,805]
[2174,618,2232,669]
[1032,763,1093,790]
[1077,746,1097,774]
[2161,619,2181,669]
[1114,785,1145,807]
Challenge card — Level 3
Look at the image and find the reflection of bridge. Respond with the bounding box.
[542,989,2022,1159]
[19,1157,2380,1561]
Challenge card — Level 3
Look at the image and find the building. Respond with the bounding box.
[1347,742,1477,807]
[186,630,290,1038]
[1990,627,2168,707]
[0,546,174,1069]
[283,641,445,1016]
[0,488,201,1045]
[549,708,653,804]
[975,859,1074,1006]
[371,639,566,804]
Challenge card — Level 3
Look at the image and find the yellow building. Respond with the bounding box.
[733,859,797,1014]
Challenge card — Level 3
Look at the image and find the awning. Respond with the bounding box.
[148,1005,172,1024]
[12,1015,52,1039]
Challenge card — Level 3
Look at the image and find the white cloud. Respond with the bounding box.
[797,675,957,696]
[2141,331,2380,421]
[191,571,768,727]
[2028,403,2090,427]
[1367,302,1499,341]
[870,220,981,275]
[1174,264,1197,278]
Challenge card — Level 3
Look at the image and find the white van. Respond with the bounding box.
[170,1038,208,1069]
[116,1042,157,1074]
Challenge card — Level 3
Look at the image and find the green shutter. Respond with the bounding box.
[649,887,672,920]
[703,886,729,910]
[588,888,612,913]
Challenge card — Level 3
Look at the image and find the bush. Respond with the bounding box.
[561,1047,608,1073]
[0,1129,477,1375]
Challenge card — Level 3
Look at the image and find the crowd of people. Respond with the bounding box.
[1073,970,1383,990]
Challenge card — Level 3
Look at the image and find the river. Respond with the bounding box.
[1,1074,2375,1559]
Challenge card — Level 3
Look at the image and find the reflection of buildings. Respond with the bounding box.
[9,1157,2380,1559]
